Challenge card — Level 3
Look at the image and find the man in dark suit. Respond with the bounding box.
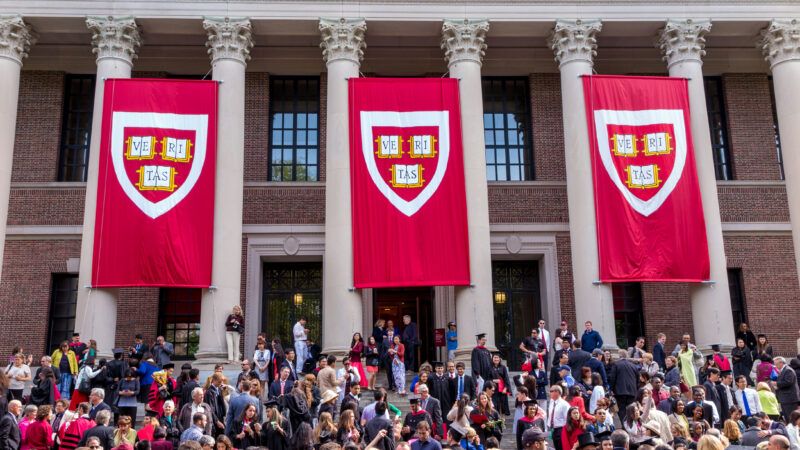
[364,402,395,450]
[87,389,112,421]
[129,334,150,361]
[177,368,201,408]
[269,367,294,400]
[567,340,592,376]
[225,380,262,435]
[450,361,476,401]
[79,410,115,449]
[774,357,800,422]
[703,368,724,423]
[419,385,443,439]
[609,350,639,421]
[552,338,572,367]
[204,372,227,437]
[585,349,608,387]
[653,333,667,370]
[281,349,298,381]
[0,400,21,450]
[686,387,717,427]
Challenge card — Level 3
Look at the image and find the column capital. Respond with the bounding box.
[549,19,602,68]
[86,16,141,66]
[441,19,489,67]
[319,18,366,66]
[0,15,36,66]
[203,17,254,66]
[760,19,800,69]
[658,19,712,68]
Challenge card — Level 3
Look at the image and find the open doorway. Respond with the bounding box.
[373,287,434,371]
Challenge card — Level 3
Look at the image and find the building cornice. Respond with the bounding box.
[86,15,141,66]
[760,18,800,70]
[319,17,366,65]
[203,16,254,65]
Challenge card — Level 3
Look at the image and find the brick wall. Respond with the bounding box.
[722,74,782,181]
[556,235,576,330]
[530,73,566,181]
[717,184,789,223]
[7,187,85,225]
[243,185,325,224]
[244,73,269,182]
[0,240,81,356]
[116,287,160,348]
[641,282,692,351]
[12,71,65,183]
[488,184,569,223]
[725,235,800,356]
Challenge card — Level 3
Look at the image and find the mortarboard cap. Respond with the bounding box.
[162,363,175,370]
[522,428,548,446]
[595,431,612,442]
[112,348,125,355]
[476,333,486,339]
[409,398,420,404]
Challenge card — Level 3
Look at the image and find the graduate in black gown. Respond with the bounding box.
[471,333,492,390]
[261,400,291,450]
[429,362,453,414]
[489,353,512,416]
[402,398,433,441]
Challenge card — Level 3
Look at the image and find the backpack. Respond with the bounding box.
[77,371,92,394]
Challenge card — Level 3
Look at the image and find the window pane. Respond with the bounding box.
[268,77,321,181]
[704,77,733,180]
[481,77,534,181]
[158,289,201,359]
[47,275,79,353]
[58,75,96,182]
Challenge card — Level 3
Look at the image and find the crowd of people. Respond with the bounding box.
[2,312,800,450]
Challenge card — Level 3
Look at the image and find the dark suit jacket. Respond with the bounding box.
[78,425,115,449]
[177,379,200,408]
[88,402,111,421]
[364,416,395,450]
[204,385,226,426]
[0,413,20,450]
[269,379,294,399]
[584,357,608,387]
[609,359,639,397]
[280,360,298,381]
[776,366,800,404]
[703,381,722,420]
[653,342,667,370]
[686,401,715,425]
[422,396,443,437]
[568,349,592,376]
[449,374,476,401]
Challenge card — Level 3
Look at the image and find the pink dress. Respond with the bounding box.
[349,341,369,388]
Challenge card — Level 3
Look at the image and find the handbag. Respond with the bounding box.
[77,375,92,394]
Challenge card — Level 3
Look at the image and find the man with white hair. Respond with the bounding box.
[0,399,22,450]
[178,387,213,435]
[418,384,443,439]
[79,409,114,449]
[774,356,800,422]
[87,388,111,421]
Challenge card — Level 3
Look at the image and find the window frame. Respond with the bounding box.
[728,268,747,331]
[768,77,785,180]
[703,76,734,181]
[47,274,79,354]
[157,288,202,360]
[57,74,96,182]
[612,282,645,350]
[261,262,323,347]
[482,76,535,181]
[267,76,321,182]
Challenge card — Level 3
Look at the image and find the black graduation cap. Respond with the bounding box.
[476,333,486,339]
[711,344,721,352]
[112,348,125,355]
[162,363,175,370]
[72,332,80,337]
[264,399,279,408]
[409,398,420,404]
[491,351,503,357]
[523,399,538,407]
[595,431,612,442]
[629,437,655,450]
[672,437,689,448]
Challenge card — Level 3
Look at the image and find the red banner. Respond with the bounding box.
[349,78,470,287]
[583,75,709,282]
[92,79,217,287]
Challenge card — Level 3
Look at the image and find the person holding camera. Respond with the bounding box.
[337,357,362,403]
[225,305,245,363]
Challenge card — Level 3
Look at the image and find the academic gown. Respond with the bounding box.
[471,346,492,382]
[429,374,453,414]
[490,364,512,416]
[403,410,432,441]
[261,417,291,450]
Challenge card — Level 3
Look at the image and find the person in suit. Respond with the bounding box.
[585,350,609,388]
[774,357,800,422]
[151,336,174,369]
[225,380,262,435]
[552,338,572,368]
[0,400,21,450]
[178,387,214,435]
[129,334,150,361]
[269,367,294,400]
[703,368,724,423]
[363,401,395,450]
[653,333,667,370]
[609,350,639,422]
[686,387,718,427]
[281,349,299,381]
[450,362,476,401]
[568,340,592,376]
[418,384,443,439]
[87,389,112,421]
[204,372,227,436]
[78,409,115,449]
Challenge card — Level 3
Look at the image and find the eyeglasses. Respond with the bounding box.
[89,446,101,449]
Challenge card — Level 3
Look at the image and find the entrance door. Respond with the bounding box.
[373,288,434,369]
[492,260,541,369]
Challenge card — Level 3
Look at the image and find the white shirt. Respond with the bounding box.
[191,403,206,416]
[293,322,307,342]
[6,364,30,390]
[589,385,606,414]
[538,328,551,352]
[734,388,763,415]
[787,424,800,450]
[546,398,570,430]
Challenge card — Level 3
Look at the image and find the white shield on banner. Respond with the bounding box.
[593,109,687,217]
[360,111,450,217]
[110,111,209,219]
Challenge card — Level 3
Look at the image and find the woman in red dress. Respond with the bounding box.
[349,333,369,388]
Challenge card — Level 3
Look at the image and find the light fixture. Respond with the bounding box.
[293,292,303,306]
[494,291,506,304]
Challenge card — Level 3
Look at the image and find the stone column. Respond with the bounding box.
[319,18,366,356]
[761,19,800,283]
[0,15,34,283]
[74,16,140,357]
[441,19,497,359]
[549,20,618,349]
[658,19,735,350]
[195,17,253,363]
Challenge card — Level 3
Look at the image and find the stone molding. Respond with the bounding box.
[86,15,141,65]
[0,15,35,66]
[658,18,712,68]
[549,19,602,68]
[760,19,800,69]
[203,17,254,65]
[441,19,490,66]
[319,18,366,65]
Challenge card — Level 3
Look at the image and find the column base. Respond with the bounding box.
[193,351,230,366]
[320,345,351,360]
